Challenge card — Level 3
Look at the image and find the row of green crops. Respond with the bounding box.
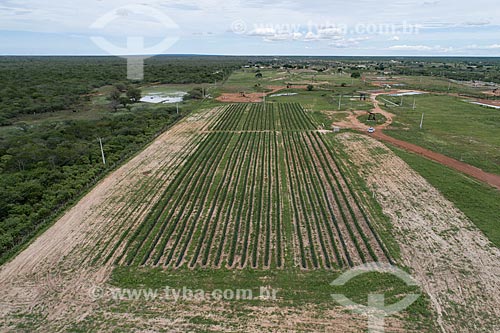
[107,103,391,269]
[209,103,316,131]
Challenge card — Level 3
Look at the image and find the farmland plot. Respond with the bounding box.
[107,103,391,269]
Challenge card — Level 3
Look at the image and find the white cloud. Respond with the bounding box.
[0,0,500,55]
[467,44,500,50]
[389,45,433,51]
[388,44,453,52]
[330,37,370,49]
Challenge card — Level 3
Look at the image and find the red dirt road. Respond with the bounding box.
[334,90,500,190]
[372,131,500,190]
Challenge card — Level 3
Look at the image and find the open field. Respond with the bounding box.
[377,94,500,174]
[390,146,500,247]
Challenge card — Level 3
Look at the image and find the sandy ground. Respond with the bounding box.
[77,300,411,333]
[473,98,500,107]
[482,90,500,97]
[337,133,500,332]
[216,86,307,103]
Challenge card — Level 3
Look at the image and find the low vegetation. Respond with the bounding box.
[391,146,500,247]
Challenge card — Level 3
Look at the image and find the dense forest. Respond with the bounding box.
[0,56,242,124]
[0,56,244,263]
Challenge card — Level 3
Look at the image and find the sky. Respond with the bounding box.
[0,0,499,56]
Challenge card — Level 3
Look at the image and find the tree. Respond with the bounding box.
[108,88,121,112]
[255,72,263,78]
[109,88,121,101]
[126,88,142,103]
[351,72,361,78]
[119,97,130,109]
[307,84,314,91]
[115,82,127,92]
[186,87,204,100]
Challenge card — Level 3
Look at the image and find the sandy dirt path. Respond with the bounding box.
[337,133,500,332]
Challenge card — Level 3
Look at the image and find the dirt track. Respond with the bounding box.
[338,133,500,332]
[372,131,500,190]
[332,90,500,190]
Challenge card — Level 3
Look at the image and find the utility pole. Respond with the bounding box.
[420,113,425,129]
[338,95,342,110]
[400,95,404,107]
[99,137,106,165]
[176,103,179,114]
[413,98,416,110]
[263,94,266,112]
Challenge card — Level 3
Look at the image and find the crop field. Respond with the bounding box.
[102,103,391,269]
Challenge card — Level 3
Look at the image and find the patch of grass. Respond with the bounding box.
[390,145,500,247]
[267,90,372,112]
[109,266,436,330]
[358,112,388,126]
[379,94,500,174]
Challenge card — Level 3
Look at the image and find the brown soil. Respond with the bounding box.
[482,90,500,97]
[216,85,307,103]
[473,98,500,107]
[338,133,500,332]
[373,131,500,190]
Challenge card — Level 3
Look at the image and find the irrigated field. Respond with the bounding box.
[100,103,391,269]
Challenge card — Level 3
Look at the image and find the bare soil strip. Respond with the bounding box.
[337,133,500,332]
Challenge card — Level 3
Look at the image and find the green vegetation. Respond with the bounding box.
[0,107,184,264]
[358,112,387,126]
[108,103,394,270]
[0,56,241,124]
[391,146,500,247]
[108,266,437,331]
[0,56,244,264]
[267,90,372,112]
[379,94,500,174]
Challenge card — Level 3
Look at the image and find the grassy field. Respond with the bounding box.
[267,89,372,112]
[367,75,492,96]
[379,94,500,174]
[83,266,437,332]
[391,146,500,247]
